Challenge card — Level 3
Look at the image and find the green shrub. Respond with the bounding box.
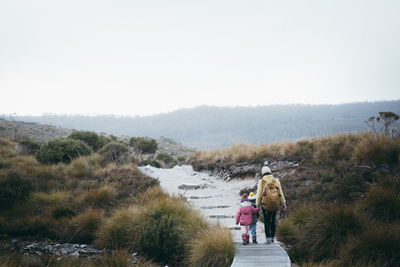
[156,152,177,167]
[142,159,161,168]
[0,170,32,209]
[297,206,363,261]
[99,142,128,162]
[68,130,109,151]
[131,137,158,154]
[340,223,400,267]
[188,226,235,267]
[18,139,41,155]
[36,139,92,165]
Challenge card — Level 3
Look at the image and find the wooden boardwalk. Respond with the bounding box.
[231,241,291,267]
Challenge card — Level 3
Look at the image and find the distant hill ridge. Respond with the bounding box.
[2,100,400,149]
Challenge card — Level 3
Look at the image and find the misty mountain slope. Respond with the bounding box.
[3,101,400,149]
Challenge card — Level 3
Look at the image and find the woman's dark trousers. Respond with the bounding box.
[263,210,277,239]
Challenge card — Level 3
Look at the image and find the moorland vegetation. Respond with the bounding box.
[0,131,233,266]
[190,128,400,266]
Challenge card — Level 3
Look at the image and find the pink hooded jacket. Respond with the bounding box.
[236,201,260,226]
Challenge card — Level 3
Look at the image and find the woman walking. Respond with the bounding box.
[256,166,286,244]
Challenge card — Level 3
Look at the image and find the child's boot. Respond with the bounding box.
[252,234,257,244]
[242,234,248,245]
[246,234,250,245]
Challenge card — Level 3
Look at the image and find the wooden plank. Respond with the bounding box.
[231,242,291,267]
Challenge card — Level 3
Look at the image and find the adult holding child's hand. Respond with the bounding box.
[256,166,287,244]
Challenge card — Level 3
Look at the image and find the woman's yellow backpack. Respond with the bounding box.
[261,177,281,211]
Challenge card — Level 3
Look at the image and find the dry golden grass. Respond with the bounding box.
[187,225,235,267]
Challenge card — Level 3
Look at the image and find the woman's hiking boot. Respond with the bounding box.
[252,234,258,244]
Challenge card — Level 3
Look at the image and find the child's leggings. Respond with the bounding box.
[241,225,250,236]
[250,223,257,235]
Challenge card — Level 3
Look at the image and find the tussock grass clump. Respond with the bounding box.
[134,196,208,265]
[29,190,73,219]
[95,208,137,249]
[297,206,363,261]
[82,185,117,209]
[188,226,235,267]
[67,156,94,178]
[277,220,297,244]
[340,223,400,267]
[70,209,104,243]
[352,133,400,167]
[0,170,33,209]
[361,185,400,223]
[95,187,222,266]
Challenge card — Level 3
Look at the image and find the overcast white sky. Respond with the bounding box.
[1,0,399,116]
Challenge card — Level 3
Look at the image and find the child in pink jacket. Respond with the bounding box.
[236,193,260,245]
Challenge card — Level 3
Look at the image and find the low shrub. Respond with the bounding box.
[17,139,41,155]
[156,152,177,168]
[99,142,128,163]
[187,226,235,267]
[68,130,109,151]
[131,137,158,154]
[36,139,92,165]
[142,159,161,168]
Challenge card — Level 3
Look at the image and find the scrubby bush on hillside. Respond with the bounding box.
[36,139,92,164]
[68,130,110,151]
[142,159,161,168]
[130,137,158,154]
[17,139,41,155]
[99,142,128,162]
[156,152,178,168]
